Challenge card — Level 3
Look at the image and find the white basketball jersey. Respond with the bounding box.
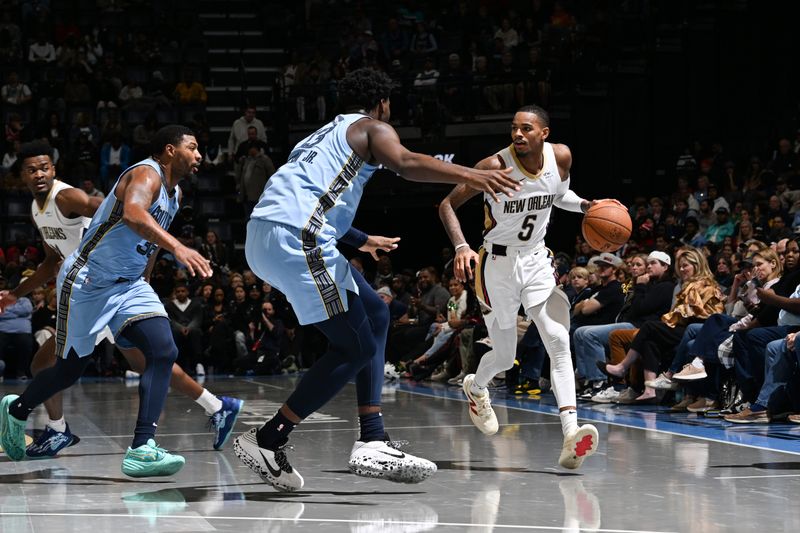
[483,142,566,246]
[31,180,90,259]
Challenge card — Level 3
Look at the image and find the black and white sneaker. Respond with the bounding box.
[349,437,437,484]
[233,428,304,492]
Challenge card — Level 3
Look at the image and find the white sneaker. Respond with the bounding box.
[590,387,620,403]
[384,362,400,381]
[232,428,304,492]
[196,363,206,376]
[558,425,599,470]
[124,370,140,379]
[348,439,437,483]
[645,373,679,390]
[462,374,499,435]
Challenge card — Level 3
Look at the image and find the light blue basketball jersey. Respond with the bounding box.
[250,113,379,239]
[66,158,180,284]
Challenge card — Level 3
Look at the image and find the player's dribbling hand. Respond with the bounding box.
[0,290,17,313]
[586,198,626,210]
[468,167,518,202]
[788,332,796,351]
[174,245,213,278]
[454,247,479,282]
[359,235,401,261]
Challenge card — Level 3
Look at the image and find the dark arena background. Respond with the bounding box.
[2,1,800,532]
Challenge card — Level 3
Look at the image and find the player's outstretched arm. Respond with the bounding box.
[363,121,519,202]
[119,167,212,278]
[55,187,103,218]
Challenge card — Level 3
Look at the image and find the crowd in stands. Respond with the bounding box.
[281,1,600,132]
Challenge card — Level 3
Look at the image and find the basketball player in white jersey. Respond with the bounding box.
[439,105,614,469]
[0,141,243,458]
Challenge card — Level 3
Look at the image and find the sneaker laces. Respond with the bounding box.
[473,393,494,419]
[273,444,295,473]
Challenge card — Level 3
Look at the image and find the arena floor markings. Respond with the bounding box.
[1,375,799,532]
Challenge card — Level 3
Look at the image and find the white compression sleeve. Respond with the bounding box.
[553,177,586,213]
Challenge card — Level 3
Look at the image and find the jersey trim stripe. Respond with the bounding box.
[482,199,497,237]
[55,199,124,358]
[475,247,492,309]
[300,151,364,319]
[508,143,546,180]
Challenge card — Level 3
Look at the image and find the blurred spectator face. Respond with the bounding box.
[647,258,669,277]
[248,146,259,157]
[174,285,189,302]
[7,72,18,85]
[628,256,647,277]
[391,276,406,294]
[570,271,588,291]
[205,231,217,244]
[247,285,261,300]
[501,51,513,67]
[262,302,275,317]
[247,126,257,141]
[678,258,696,280]
[81,179,95,193]
[475,56,488,73]
[201,284,213,300]
[423,57,434,71]
[377,255,392,274]
[697,175,709,190]
[243,270,257,286]
[779,138,791,154]
[716,258,730,274]
[417,269,434,291]
[214,288,226,303]
[262,282,272,293]
[785,240,800,269]
[448,54,460,70]
[447,278,464,297]
[234,286,246,302]
[244,107,256,122]
[769,196,781,211]
[699,200,710,213]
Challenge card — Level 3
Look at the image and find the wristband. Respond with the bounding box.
[454,243,469,251]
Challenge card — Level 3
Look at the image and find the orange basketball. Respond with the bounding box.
[581,200,632,252]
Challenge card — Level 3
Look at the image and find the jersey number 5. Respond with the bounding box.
[518,214,537,241]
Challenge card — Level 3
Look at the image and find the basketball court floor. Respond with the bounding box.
[2,374,800,532]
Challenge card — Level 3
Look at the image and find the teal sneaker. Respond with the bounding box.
[121,439,186,478]
[0,395,27,461]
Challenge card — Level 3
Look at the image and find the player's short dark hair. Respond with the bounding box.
[516,104,550,127]
[338,68,394,112]
[18,141,54,164]
[151,125,195,156]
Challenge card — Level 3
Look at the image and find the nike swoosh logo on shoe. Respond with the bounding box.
[377,449,406,459]
[260,450,283,478]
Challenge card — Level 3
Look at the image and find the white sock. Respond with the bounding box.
[691,357,704,369]
[196,389,223,415]
[470,380,488,396]
[48,417,67,433]
[559,410,578,436]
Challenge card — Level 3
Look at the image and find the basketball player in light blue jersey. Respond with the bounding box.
[0,126,213,478]
[234,68,520,491]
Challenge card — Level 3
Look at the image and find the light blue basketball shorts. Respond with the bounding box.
[55,264,167,358]
[246,218,359,325]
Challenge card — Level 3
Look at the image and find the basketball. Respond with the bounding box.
[582,200,632,252]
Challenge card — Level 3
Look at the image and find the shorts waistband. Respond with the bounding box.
[483,242,545,257]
